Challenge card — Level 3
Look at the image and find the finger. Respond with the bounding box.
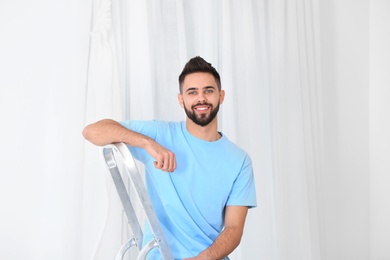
[169,155,176,172]
[161,157,170,172]
[164,153,175,172]
[155,157,170,172]
[154,159,164,169]
[154,152,175,172]
[173,157,176,171]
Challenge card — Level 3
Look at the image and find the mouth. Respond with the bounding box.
[193,105,211,113]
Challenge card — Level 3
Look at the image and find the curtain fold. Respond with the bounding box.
[265,0,322,259]
[3,0,383,259]
[85,0,323,259]
[82,0,126,259]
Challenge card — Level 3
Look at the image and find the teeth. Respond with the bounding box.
[196,107,207,111]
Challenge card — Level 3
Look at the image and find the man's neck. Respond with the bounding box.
[185,118,221,142]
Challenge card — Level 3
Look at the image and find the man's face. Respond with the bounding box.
[178,72,225,127]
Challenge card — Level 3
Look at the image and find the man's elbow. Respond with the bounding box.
[82,124,104,146]
[82,125,90,140]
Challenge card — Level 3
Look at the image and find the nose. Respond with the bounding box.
[197,93,206,103]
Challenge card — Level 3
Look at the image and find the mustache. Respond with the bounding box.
[191,102,212,109]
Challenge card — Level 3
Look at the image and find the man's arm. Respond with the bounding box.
[82,119,176,172]
[184,206,249,260]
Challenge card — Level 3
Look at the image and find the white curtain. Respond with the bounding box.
[82,0,128,259]
[4,0,389,260]
[102,0,323,259]
[0,0,322,259]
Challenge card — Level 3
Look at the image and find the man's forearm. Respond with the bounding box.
[184,206,248,260]
[82,119,151,147]
[190,226,243,260]
[82,119,177,172]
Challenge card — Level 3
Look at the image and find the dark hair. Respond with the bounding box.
[178,56,221,92]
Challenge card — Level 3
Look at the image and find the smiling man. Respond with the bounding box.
[82,56,257,260]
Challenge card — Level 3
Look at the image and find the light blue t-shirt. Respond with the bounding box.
[120,120,257,259]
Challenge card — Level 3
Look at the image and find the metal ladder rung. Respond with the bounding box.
[103,143,174,260]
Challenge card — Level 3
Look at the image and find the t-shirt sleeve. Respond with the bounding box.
[226,155,257,208]
[119,120,159,164]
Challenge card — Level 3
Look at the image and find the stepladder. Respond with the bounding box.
[102,142,174,260]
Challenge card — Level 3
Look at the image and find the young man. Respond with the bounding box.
[82,56,257,260]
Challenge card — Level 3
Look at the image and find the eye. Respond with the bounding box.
[188,91,197,95]
[205,89,213,94]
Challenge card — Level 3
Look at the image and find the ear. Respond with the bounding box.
[219,90,225,104]
[178,93,184,108]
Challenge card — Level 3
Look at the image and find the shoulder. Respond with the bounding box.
[119,120,183,140]
[153,121,183,134]
[220,134,251,161]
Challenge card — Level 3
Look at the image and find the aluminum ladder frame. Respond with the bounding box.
[103,142,174,260]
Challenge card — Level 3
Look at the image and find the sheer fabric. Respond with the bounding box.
[82,0,127,259]
[90,0,323,259]
[0,0,325,259]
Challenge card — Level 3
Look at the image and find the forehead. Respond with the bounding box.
[182,72,217,90]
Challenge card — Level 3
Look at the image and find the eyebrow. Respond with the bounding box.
[185,86,216,93]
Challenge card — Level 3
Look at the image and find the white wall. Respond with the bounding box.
[319,0,370,259]
[0,1,91,259]
[369,1,390,259]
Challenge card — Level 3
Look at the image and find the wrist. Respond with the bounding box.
[135,133,154,149]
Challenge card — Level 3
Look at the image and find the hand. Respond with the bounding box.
[145,139,176,172]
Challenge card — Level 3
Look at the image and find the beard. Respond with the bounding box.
[184,102,220,127]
